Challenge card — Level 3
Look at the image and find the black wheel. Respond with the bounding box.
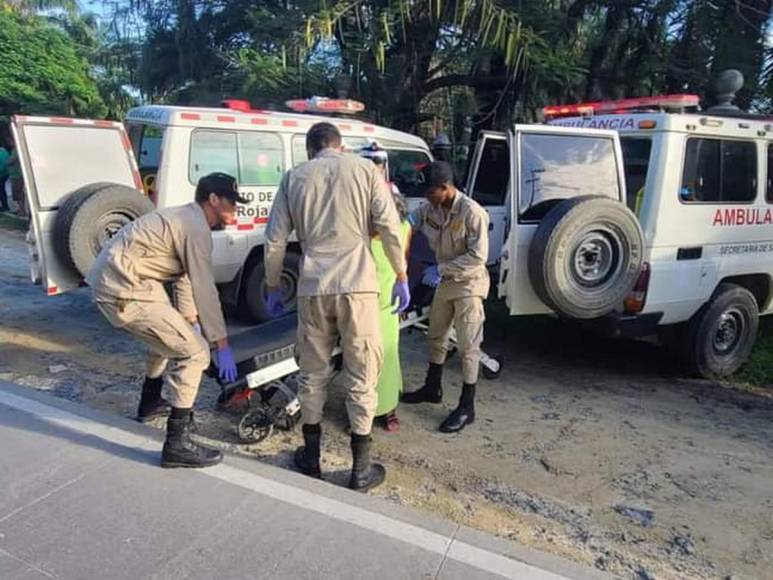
[528,196,643,320]
[54,182,154,276]
[481,355,503,380]
[239,251,300,323]
[237,406,274,444]
[681,283,759,379]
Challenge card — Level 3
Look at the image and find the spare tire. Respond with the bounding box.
[528,196,643,319]
[54,182,155,276]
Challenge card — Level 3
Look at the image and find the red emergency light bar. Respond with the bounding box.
[543,94,700,120]
[286,97,365,115]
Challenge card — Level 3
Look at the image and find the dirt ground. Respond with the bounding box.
[1,223,771,580]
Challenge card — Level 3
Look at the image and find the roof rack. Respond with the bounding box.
[699,107,773,122]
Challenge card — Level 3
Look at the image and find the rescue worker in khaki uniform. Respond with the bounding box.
[265,122,411,492]
[401,161,489,433]
[86,172,244,468]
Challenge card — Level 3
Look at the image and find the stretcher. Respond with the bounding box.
[209,301,503,445]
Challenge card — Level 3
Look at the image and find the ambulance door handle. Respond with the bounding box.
[677,247,702,261]
[488,223,494,231]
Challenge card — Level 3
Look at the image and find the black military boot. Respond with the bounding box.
[439,383,476,433]
[349,433,386,492]
[294,423,322,479]
[400,363,443,404]
[161,408,223,468]
[136,376,171,423]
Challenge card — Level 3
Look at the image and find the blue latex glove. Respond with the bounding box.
[421,265,441,288]
[216,346,238,383]
[391,279,411,314]
[266,288,285,318]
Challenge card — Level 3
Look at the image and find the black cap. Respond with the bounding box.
[421,161,455,192]
[195,172,249,204]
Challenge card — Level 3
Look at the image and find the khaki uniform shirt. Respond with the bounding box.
[265,149,407,297]
[410,192,490,298]
[86,202,228,343]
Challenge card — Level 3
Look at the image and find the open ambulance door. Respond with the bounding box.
[498,124,632,317]
[11,116,147,296]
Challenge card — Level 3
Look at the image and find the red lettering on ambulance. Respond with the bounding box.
[713,209,723,226]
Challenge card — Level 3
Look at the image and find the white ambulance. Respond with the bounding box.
[12,98,432,322]
[466,92,773,378]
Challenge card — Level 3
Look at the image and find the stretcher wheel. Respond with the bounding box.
[481,355,503,380]
[237,406,274,443]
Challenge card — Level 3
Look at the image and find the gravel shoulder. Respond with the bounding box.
[1,224,771,580]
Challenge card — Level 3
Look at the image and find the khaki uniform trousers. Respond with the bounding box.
[428,283,485,384]
[296,293,383,435]
[95,298,210,408]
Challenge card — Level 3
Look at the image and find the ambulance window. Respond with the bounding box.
[519,134,619,221]
[189,130,238,184]
[238,132,284,186]
[620,137,652,212]
[680,138,756,203]
[766,144,773,202]
[291,135,378,166]
[292,135,308,167]
[470,138,509,206]
[389,149,430,198]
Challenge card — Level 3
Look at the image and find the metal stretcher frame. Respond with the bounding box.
[215,307,502,397]
[211,306,503,443]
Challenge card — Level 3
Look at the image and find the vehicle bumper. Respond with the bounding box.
[581,312,664,339]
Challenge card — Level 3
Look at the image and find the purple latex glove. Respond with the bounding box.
[192,322,202,335]
[421,265,441,288]
[266,288,285,318]
[391,279,411,314]
[215,346,238,383]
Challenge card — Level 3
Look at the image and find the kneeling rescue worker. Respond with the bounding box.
[86,172,243,468]
[265,122,410,492]
[401,161,489,433]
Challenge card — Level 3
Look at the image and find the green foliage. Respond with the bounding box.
[0,11,106,117]
[5,0,767,134]
[0,0,79,16]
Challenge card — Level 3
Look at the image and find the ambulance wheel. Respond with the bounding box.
[239,251,300,323]
[54,182,154,277]
[481,355,503,380]
[681,283,758,379]
[237,406,274,444]
[528,196,643,320]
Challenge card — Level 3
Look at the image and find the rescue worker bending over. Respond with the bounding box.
[265,122,410,492]
[401,161,489,434]
[86,172,243,469]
